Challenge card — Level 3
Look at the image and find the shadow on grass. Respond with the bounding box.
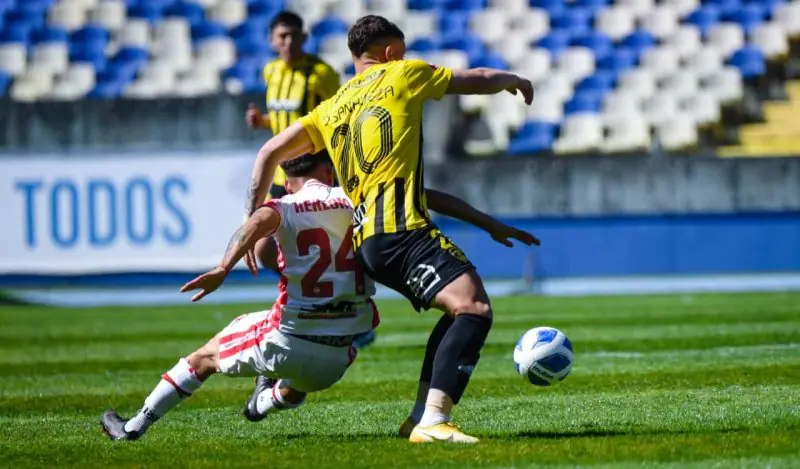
[506,427,746,440]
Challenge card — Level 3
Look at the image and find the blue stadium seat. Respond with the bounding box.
[90,81,126,99]
[708,0,743,19]
[128,3,164,22]
[70,42,108,72]
[303,35,319,54]
[231,18,269,41]
[0,0,14,16]
[71,26,110,45]
[564,91,602,114]
[247,1,281,23]
[685,6,721,35]
[311,18,348,39]
[409,37,442,53]
[0,21,35,45]
[0,71,10,95]
[164,1,205,26]
[441,34,485,64]
[575,72,615,96]
[345,63,356,75]
[225,57,263,92]
[112,46,150,74]
[6,8,46,31]
[15,0,53,17]
[536,30,571,58]
[530,0,565,15]
[447,0,488,11]
[572,32,613,61]
[597,47,637,79]
[728,3,767,33]
[729,45,766,79]
[574,0,608,14]
[621,30,656,57]
[551,7,593,38]
[35,27,69,44]
[439,12,470,41]
[471,51,509,70]
[408,0,448,10]
[508,121,557,154]
[236,37,273,59]
[192,21,228,41]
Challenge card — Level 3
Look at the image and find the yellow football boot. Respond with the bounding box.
[408,422,479,444]
[399,417,417,438]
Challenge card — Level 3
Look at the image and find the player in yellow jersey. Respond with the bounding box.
[243,15,538,444]
[244,11,340,271]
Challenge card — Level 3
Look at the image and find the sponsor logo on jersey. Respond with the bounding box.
[267,99,302,112]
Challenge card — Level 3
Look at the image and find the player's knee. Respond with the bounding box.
[450,300,492,320]
[186,343,219,380]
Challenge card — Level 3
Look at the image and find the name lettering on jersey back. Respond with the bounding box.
[322,86,395,126]
[294,197,352,214]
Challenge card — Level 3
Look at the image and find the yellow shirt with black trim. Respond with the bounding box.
[298,59,452,247]
[263,54,340,186]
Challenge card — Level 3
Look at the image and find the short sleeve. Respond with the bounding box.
[298,109,326,153]
[261,199,285,229]
[404,59,453,101]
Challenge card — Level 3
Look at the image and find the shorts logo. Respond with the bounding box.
[352,202,368,234]
[406,264,441,298]
[430,229,468,263]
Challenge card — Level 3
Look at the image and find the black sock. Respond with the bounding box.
[420,314,455,383]
[429,314,492,404]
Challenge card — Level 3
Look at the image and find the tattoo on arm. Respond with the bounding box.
[245,177,258,216]
[224,225,246,259]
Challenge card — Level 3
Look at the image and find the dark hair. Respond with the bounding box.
[281,151,332,177]
[347,15,405,57]
[270,11,304,32]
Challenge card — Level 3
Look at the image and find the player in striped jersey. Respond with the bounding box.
[244,15,538,444]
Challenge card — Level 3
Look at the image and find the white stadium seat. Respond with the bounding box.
[536,71,574,104]
[657,117,698,150]
[640,45,680,79]
[554,113,604,154]
[367,0,407,18]
[659,70,699,100]
[31,42,70,75]
[602,90,643,125]
[640,5,679,40]
[486,92,527,129]
[195,0,221,6]
[62,63,96,91]
[91,0,127,31]
[196,37,237,71]
[602,115,651,152]
[509,8,549,42]
[664,25,702,59]
[642,93,679,127]
[117,19,151,49]
[596,7,636,41]
[618,68,657,100]
[515,48,552,84]
[774,3,800,37]
[320,35,349,56]
[703,66,744,103]
[470,8,510,46]
[526,96,564,123]
[617,0,655,19]
[681,92,721,126]
[489,0,529,15]
[399,11,437,43]
[708,23,745,59]
[208,0,247,28]
[426,50,469,70]
[329,0,366,24]
[459,95,491,113]
[495,33,531,66]
[751,22,790,59]
[0,43,28,76]
[684,46,724,80]
[662,0,699,18]
[48,2,88,31]
[10,68,55,102]
[556,47,595,83]
[175,64,221,98]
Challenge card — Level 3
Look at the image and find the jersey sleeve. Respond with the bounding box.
[261,199,286,229]
[404,59,453,101]
[298,108,326,153]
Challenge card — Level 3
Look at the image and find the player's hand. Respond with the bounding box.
[506,76,534,105]
[246,103,263,129]
[489,222,540,248]
[180,266,228,302]
[244,248,259,277]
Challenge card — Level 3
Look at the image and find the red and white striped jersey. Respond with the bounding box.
[263,179,376,336]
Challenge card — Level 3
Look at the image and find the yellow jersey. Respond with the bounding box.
[299,59,452,247]
[263,54,340,185]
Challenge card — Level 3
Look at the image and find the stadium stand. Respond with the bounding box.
[1,0,799,156]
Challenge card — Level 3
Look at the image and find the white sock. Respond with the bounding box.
[419,406,450,427]
[256,380,304,414]
[124,358,203,434]
[410,400,426,423]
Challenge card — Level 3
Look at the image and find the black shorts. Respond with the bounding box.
[356,224,475,311]
[269,184,288,199]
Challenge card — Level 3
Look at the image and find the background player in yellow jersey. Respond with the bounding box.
[244,15,538,444]
[244,11,340,271]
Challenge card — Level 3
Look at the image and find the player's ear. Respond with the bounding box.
[385,39,406,61]
[284,180,292,194]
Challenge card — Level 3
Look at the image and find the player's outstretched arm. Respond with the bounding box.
[246,122,315,217]
[180,206,281,302]
[446,69,534,104]
[426,189,540,247]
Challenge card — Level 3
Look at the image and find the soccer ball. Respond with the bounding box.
[513,327,573,386]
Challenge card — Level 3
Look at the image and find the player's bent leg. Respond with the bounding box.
[409,270,492,445]
[101,341,214,441]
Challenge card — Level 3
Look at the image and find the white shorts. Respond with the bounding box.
[216,309,357,393]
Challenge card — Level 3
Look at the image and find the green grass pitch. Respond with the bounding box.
[1,292,799,468]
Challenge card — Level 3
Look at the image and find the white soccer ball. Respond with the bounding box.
[513,326,573,386]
